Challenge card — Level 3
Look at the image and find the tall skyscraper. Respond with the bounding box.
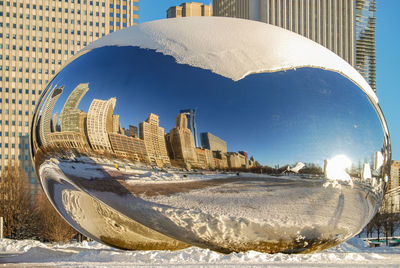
[38,85,63,147]
[51,113,59,132]
[139,113,170,167]
[112,114,121,133]
[167,2,212,18]
[212,0,376,92]
[0,0,139,194]
[390,161,400,191]
[87,97,116,152]
[168,113,198,167]
[355,0,376,91]
[382,160,400,213]
[180,109,198,147]
[60,83,89,133]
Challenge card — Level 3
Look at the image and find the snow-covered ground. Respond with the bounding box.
[1,238,400,267]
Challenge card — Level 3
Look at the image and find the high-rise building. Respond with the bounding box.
[112,114,120,133]
[390,161,400,191]
[51,113,59,132]
[201,132,227,153]
[212,0,376,92]
[139,113,170,167]
[128,125,138,138]
[38,85,63,147]
[355,0,376,91]
[109,132,149,162]
[60,83,89,133]
[168,113,198,167]
[380,160,400,213]
[180,109,198,147]
[167,2,212,18]
[0,0,139,195]
[87,97,116,152]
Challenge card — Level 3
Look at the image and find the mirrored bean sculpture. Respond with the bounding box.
[31,17,391,253]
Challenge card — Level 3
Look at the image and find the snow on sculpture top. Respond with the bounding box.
[83,17,377,103]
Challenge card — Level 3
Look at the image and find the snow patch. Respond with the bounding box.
[2,237,400,266]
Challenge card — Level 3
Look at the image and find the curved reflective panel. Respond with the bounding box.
[31,20,390,254]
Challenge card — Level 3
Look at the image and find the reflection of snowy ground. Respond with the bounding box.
[39,158,379,253]
[2,238,400,267]
[51,157,240,183]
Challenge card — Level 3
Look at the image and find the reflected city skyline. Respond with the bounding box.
[36,80,386,177]
[35,82,258,170]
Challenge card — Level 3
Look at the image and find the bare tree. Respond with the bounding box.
[34,190,77,242]
[0,161,35,239]
[365,187,400,244]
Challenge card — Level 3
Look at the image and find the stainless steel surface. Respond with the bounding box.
[31,19,390,253]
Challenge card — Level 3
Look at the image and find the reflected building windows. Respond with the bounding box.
[87,97,116,152]
[109,133,149,163]
[60,83,89,133]
[201,132,227,153]
[180,109,198,148]
[139,113,171,167]
[167,113,198,168]
[38,86,63,147]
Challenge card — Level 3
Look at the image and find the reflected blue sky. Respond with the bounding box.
[44,46,384,167]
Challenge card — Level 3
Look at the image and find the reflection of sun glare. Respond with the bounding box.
[325,154,352,181]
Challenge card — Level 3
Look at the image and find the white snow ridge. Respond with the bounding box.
[2,238,400,267]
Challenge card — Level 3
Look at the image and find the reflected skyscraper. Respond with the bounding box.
[201,132,227,153]
[52,113,59,132]
[39,86,63,147]
[112,115,121,133]
[168,113,198,168]
[87,98,116,152]
[139,113,171,167]
[60,83,89,133]
[180,109,199,147]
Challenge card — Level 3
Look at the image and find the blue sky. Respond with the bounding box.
[375,1,400,161]
[138,0,400,161]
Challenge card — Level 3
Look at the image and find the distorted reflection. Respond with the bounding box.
[31,45,390,254]
[284,162,305,174]
[374,151,384,170]
[362,163,372,180]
